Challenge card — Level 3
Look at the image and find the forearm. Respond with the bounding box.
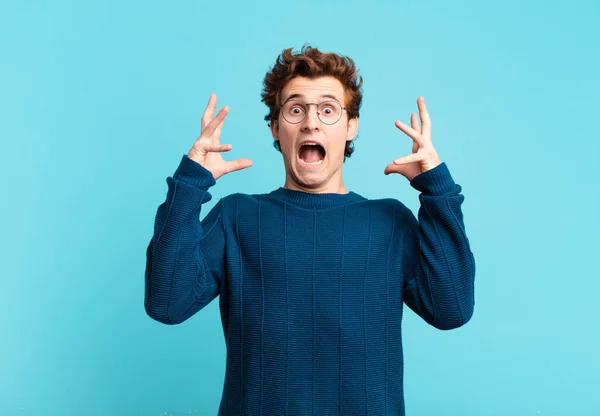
[145,155,222,325]
[403,163,476,330]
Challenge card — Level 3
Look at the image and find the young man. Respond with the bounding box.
[145,45,476,416]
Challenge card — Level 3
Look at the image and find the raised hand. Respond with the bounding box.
[384,96,442,182]
[187,94,253,180]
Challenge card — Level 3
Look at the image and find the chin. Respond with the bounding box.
[290,161,339,191]
[292,171,326,188]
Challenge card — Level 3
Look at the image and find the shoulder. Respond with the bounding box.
[217,192,277,216]
[220,192,269,205]
[365,197,411,216]
[362,197,417,232]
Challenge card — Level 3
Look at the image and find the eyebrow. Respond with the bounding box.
[283,93,341,103]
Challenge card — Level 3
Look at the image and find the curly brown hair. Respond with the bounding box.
[261,44,363,161]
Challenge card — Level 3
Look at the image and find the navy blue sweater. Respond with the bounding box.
[145,155,476,415]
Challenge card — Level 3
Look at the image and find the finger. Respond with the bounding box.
[395,120,425,147]
[393,153,422,165]
[410,113,420,153]
[410,112,420,134]
[201,93,218,131]
[205,143,232,153]
[417,96,432,138]
[211,116,225,145]
[203,106,229,138]
[191,142,232,156]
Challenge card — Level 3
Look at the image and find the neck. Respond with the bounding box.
[283,177,348,194]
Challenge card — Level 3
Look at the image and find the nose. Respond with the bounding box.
[301,104,320,131]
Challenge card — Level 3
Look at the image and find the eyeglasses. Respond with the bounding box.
[277,100,347,125]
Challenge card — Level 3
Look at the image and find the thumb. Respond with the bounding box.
[384,161,421,180]
[224,158,253,174]
[384,163,407,177]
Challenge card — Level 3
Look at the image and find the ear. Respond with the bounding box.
[347,117,358,141]
[270,119,279,141]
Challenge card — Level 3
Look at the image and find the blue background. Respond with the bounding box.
[1,0,599,414]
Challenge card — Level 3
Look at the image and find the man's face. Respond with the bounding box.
[270,76,358,193]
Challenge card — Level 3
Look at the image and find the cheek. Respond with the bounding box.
[278,130,296,156]
[331,129,349,155]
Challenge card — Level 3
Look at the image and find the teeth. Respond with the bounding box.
[300,159,323,166]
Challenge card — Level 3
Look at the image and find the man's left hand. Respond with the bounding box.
[384,96,442,182]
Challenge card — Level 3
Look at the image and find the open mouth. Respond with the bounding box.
[298,143,326,166]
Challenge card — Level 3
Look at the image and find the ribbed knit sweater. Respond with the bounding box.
[145,154,476,416]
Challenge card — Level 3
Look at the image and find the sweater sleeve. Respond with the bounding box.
[144,154,226,325]
[401,162,476,330]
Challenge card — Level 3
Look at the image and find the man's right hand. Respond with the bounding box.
[187,93,253,180]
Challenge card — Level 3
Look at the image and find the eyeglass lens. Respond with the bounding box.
[281,101,342,124]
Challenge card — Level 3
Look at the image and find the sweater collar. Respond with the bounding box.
[268,187,365,206]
